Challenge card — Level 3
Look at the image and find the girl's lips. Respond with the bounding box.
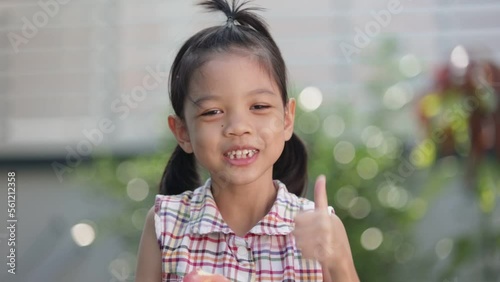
[224,150,259,166]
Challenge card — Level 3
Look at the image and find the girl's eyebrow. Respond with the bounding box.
[190,88,277,107]
[191,94,220,106]
[247,88,277,96]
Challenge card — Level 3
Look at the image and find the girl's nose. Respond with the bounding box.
[223,112,252,137]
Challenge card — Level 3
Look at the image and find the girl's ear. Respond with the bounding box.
[284,98,296,141]
[168,115,193,153]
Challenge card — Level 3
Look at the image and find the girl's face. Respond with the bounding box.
[169,51,295,187]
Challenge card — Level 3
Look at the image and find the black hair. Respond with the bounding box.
[159,0,308,196]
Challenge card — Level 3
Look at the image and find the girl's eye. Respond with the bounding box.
[201,109,222,116]
[251,104,271,110]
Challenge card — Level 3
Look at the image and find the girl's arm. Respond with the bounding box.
[135,206,162,282]
[294,176,360,282]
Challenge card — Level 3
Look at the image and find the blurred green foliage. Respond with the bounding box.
[77,38,500,282]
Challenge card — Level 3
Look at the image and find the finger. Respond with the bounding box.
[314,175,328,211]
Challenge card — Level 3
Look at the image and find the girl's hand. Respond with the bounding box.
[293,175,359,282]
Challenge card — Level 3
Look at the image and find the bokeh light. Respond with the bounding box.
[127,178,149,202]
[335,185,358,209]
[367,142,387,159]
[298,86,323,112]
[323,114,345,138]
[361,126,382,145]
[435,238,454,260]
[361,125,382,144]
[356,158,379,180]
[450,45,469,69]
[334,141,356,164]
[71,221,96,247]
[377,184,409,210]
[348,197,371,219]
[367,133,398,159]
[361,227,383,251]
[383,83,414,110]
[399,54,422,78]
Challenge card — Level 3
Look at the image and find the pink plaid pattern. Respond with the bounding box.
[154,179,330,282]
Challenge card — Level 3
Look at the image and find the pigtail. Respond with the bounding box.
[273,133,308,197]
[159,145,201,195]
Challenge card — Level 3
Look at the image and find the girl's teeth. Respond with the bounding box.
[227,150,257,159]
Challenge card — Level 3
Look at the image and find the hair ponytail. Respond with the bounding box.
[200,0,271,38]
[159,145,201,195]
[273,133,308,196]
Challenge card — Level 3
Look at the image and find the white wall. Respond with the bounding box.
[1,0,499,159]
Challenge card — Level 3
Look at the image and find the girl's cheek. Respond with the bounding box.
[260,114,284,137]
[201,125,224,139]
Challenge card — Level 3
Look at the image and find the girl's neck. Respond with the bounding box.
[210,177,277,237]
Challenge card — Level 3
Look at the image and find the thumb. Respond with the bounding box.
[314,175,329,211]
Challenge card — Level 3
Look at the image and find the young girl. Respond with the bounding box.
[135,0,359,281]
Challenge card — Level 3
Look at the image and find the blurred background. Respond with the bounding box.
[0,0,499,281]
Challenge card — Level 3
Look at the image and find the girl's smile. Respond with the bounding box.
[223,146,259,166]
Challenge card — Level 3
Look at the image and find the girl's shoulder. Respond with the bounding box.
[154,190,192,212]
[154,185,206,215]
[152,184,208,244]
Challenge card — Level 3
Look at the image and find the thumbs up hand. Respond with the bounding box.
[293,175,359,282]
